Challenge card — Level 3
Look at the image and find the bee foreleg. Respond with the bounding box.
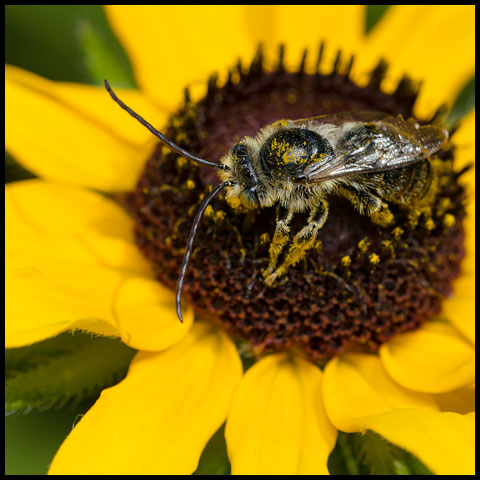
[339,185,394,227]
[263,204,294,279]
[264,199,328,286]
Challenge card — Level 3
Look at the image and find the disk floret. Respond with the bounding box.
[127,45,466,361]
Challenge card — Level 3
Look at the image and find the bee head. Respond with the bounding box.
[226,143,260,209]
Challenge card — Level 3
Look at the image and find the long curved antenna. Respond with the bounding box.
[176,181,230,322]
[104,80,227,170]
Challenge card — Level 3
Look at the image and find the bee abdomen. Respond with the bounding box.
[383,159,433,204]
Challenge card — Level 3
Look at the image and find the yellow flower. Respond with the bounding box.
[5,5,475,475]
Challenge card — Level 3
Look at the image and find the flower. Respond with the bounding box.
[5,5,475,475]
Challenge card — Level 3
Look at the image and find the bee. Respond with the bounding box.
[105,81,449,322]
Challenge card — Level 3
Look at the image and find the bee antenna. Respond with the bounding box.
[176,181,230,322]
[104,80,228,171]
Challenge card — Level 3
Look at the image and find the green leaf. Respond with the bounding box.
[193,423,231,475]
[6,399,98,475]
[358,430,405,474]
[328,430,433,475]
[5,5,135,85]
[5,332,136,413]
[328,432,370,475]
[5,151,36,184]
[447,75,475,127]
[76,18,136,88]
[366,5,391,33]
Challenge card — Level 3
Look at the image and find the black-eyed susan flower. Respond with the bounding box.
[5,5,475,475]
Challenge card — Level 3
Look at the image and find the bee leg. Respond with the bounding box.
[339,186,394,227]
[265,199,328,285]
[263,204,294,279]
[369,203,394,227]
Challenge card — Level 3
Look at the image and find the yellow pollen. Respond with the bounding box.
[443,213,456,228]
[215,210,226,221]
[358,237,370,253]
[226,196,242,209]
[392,226,404,238]
[437,197,452,216]
[272,119,289,128]
[176,156,188,168]
[175,132,187,143]
[381,239,395,258]
[424,218,435,230]
[260,232,270,244]
[161,146,171,156]
[204,205,214,218]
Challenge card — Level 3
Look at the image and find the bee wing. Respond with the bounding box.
[291,111,392,128]
[298,115,448,183]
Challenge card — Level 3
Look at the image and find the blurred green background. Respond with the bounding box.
[5,5,134,86]
[4,5,474,475]
[5,401,96,475]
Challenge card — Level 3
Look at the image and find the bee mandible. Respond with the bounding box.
[104,81,449,322]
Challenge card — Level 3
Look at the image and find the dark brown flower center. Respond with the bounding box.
[128,46,466,362]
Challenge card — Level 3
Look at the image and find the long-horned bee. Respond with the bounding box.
[105,81,449,322]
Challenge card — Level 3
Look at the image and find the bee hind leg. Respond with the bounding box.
[369,203,394,227]
[339,185,394,227]
[264,200,328,286]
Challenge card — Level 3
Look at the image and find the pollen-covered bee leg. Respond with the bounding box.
[263,204,294,279]
[339,185,394,227]
[264,199,328,286]
[369,202,393,227]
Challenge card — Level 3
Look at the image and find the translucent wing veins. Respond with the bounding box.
[297,115,448,183]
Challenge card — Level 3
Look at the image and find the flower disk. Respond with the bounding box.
[129,47,467,362]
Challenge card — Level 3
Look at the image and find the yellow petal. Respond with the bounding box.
[5,65,166,146]
[322,353,438,432]
[112,276,193,351]
[358,5,475,117]
[6,261,191,351]
[434,384,475,414]
[6,180,189,350]
[5,65,165,191]
[225,353,337,475]
[6,179,145,248]
[48,322,242,475]
[245,5,365,71]
[363,409,475,475]
[106,5,257,109]
[5,180,125,345]
[380,321,475,393]
[442,271,475,345]
[6,179,151,276]
[6,262,122,348]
